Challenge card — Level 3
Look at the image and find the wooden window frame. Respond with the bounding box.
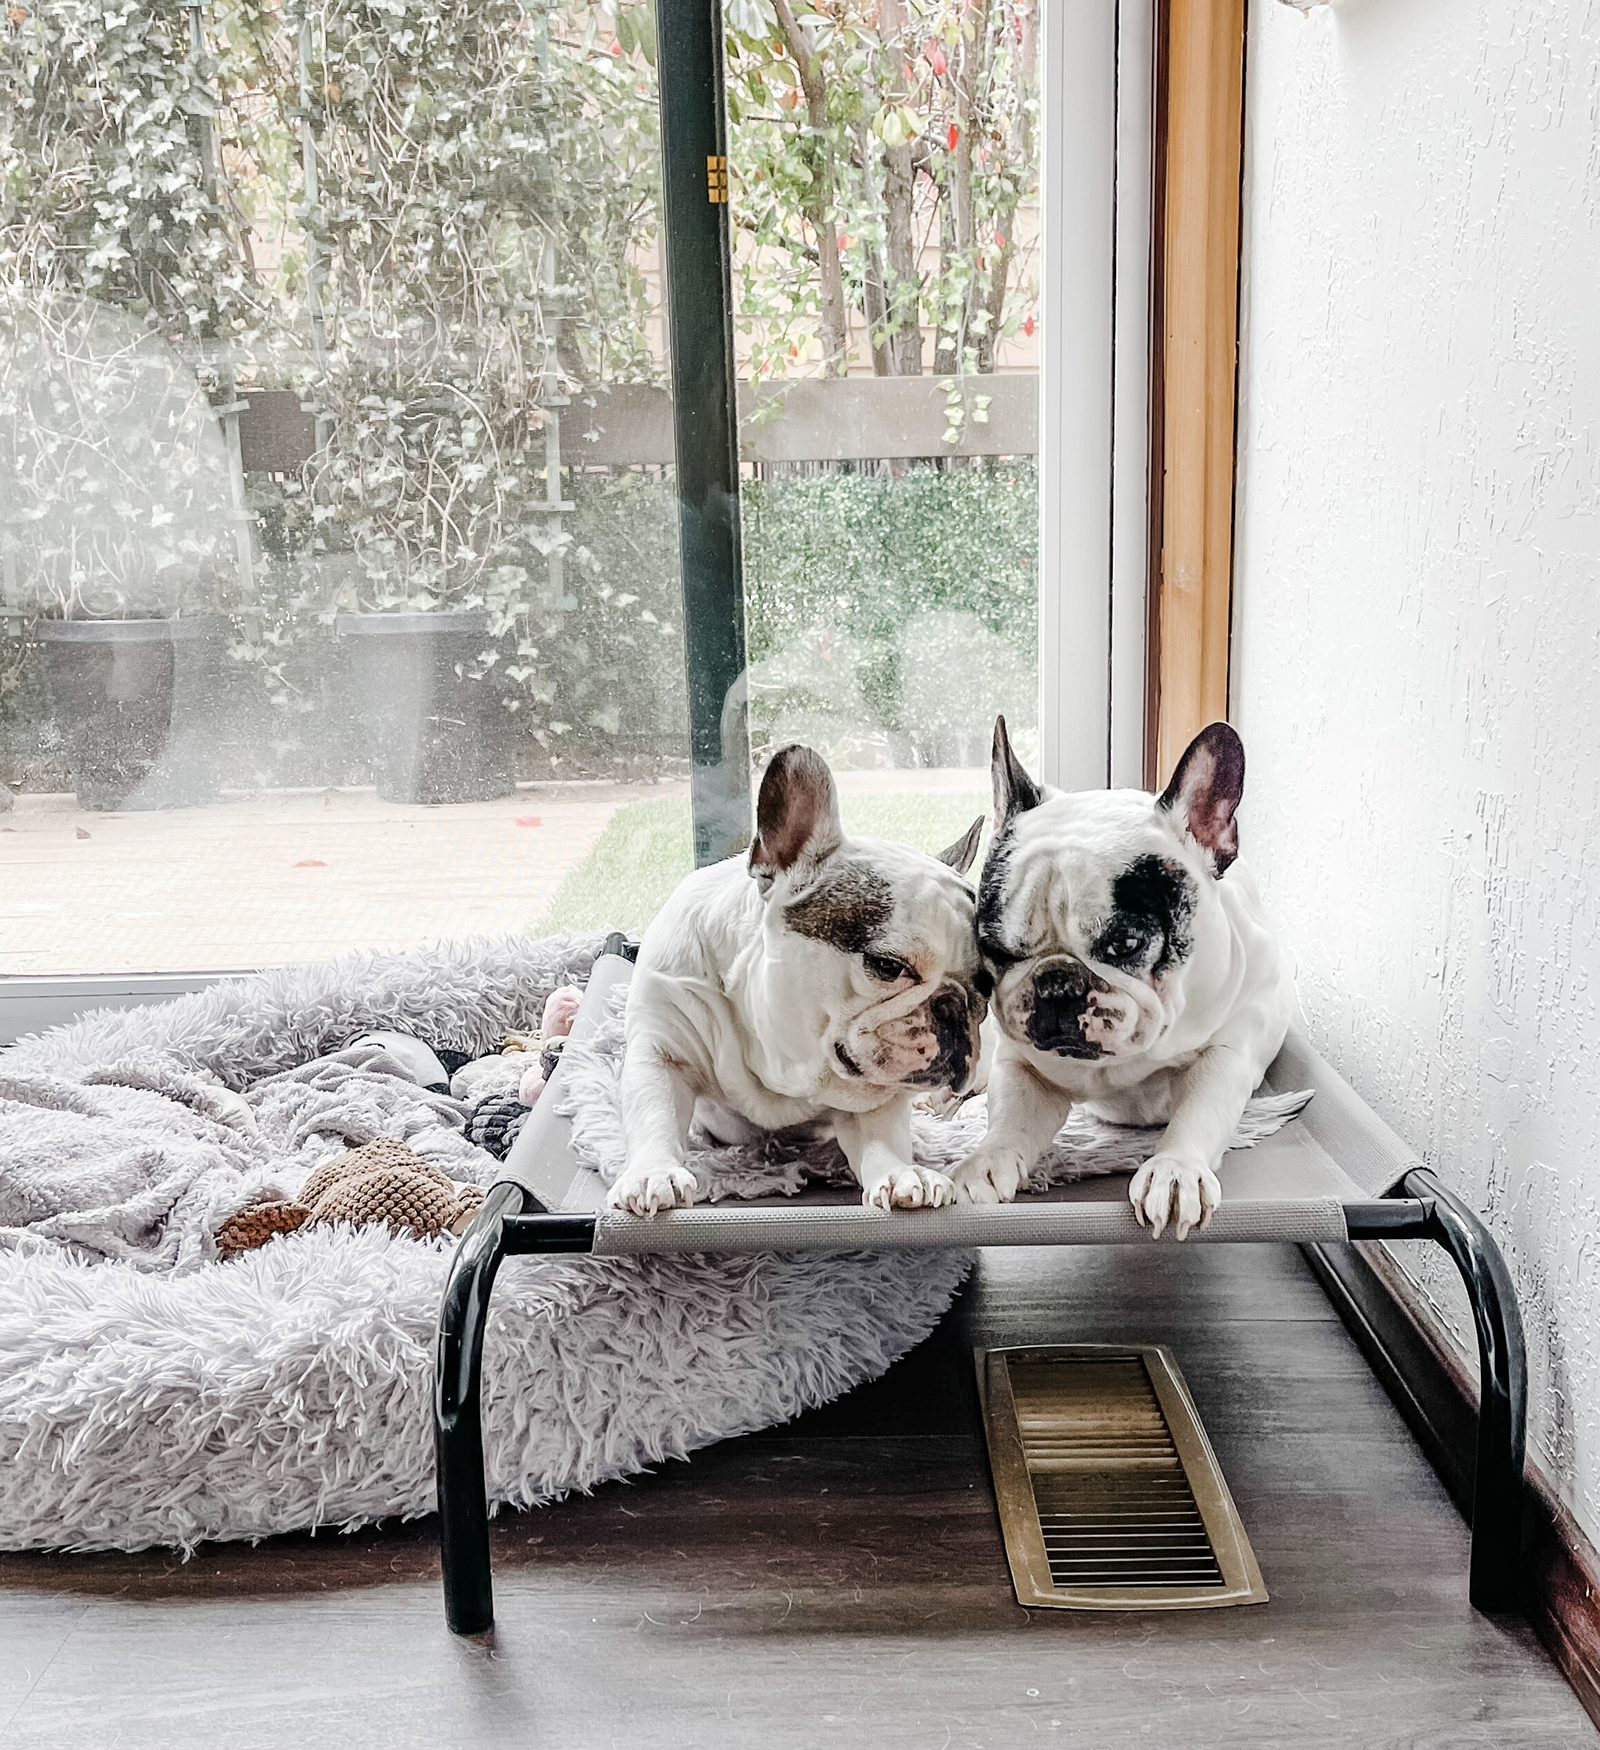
[1143,0,1249,789]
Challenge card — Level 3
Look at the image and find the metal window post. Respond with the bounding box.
[656,0,752,866]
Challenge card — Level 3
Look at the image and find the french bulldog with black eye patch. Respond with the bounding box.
[950,717,1294,1240]
[608,744,989,1217]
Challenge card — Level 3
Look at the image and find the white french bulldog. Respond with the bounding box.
[951,718,1294,1239]
[609,745,989,1216]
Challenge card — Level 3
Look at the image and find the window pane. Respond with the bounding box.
[0,0,689,974]
[725,0,1040,855]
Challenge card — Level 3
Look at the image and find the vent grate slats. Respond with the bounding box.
[1016,1358,1223,1589]
[979,1345,1268,1611]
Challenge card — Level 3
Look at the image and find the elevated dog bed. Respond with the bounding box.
[438,952,1529,1633]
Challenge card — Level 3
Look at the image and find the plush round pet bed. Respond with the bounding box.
[0,933,969,1554]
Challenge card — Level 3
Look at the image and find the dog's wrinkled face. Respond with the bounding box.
[750,746,988,1093]
[976,719,1246,1064]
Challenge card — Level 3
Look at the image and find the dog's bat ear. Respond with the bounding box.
[750,744,843,885]
[1158,721,1245,876]
[992,716,1042,826]
[935,815,985,874]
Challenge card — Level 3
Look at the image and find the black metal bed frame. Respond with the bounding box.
[432,1167,1527,1636]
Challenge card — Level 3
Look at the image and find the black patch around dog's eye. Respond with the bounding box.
[1106,854,1196,975]
[784,860,894,956]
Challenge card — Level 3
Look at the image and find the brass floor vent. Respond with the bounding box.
[978,1344,1268,1611]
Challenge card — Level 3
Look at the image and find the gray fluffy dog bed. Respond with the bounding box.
[0,933,969,1554]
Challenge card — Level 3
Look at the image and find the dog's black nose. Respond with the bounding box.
[1026,959,1114,1059]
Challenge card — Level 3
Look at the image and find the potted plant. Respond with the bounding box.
[313,341,523,805]
[0,295,237,809]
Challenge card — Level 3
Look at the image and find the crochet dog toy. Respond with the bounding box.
[215,1138,486,1258]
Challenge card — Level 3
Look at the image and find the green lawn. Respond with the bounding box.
[533,790,990,937]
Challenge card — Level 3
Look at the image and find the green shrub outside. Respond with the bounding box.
[743,462,1039,675]
[742,460,1038,767]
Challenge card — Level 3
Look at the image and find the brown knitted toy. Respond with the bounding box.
[216,1137,487,1259]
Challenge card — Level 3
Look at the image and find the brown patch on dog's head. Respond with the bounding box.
[783,860,894,955]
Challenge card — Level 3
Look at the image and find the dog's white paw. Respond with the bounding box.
[1128,1155,1221,1241]
[862,1164,955,1211]
[950,1146,1028,1205]
[607,1162,699,1216]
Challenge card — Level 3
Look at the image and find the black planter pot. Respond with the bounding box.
[36,618,224,811]
[337,610,515,804]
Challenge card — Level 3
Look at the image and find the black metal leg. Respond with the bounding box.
[435,1179,525,1635]
[1403,1167,1528,1612]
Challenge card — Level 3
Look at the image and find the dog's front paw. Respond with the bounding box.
[950,1146,1028,1205]
[1128,1154,1221,1241]
[862,1164,955,1211]
[606,1162,699,1216]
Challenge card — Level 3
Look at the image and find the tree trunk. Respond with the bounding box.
[854,120,895,376]
[977,0,1035,372]
[932,174,958,378]
[976,242,1011,374]
[882,142,922,375]
[947,0,990,375]
[875,0,923,376]
[862,245,894,377]
[774,0,849,375]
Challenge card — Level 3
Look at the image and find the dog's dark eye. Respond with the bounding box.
[1099,928,1150,967]
[863,953,912,984]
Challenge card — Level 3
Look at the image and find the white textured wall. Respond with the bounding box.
[1232,0,1600,1545]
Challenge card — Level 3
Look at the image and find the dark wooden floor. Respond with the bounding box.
[1,1243,1593,1749]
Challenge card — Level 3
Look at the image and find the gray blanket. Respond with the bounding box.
[0,932,602,1272]
[0,1045,493,1271]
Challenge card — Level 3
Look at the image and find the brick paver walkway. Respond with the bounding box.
[0,782,677,976]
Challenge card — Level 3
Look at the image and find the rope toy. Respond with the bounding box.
[465,1094,529,1161]
[216,1137,486,1258]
